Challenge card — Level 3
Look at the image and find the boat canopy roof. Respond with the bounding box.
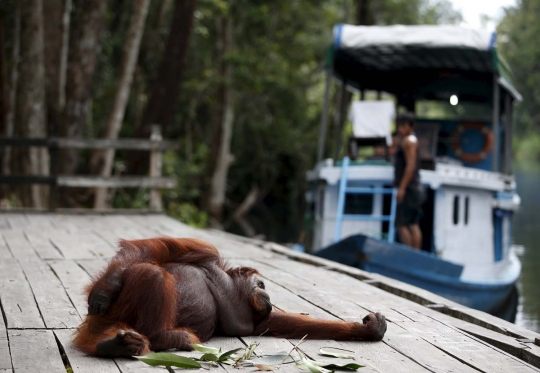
[331,24,521,103]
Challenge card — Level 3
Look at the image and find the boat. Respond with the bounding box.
[307,24,522,321]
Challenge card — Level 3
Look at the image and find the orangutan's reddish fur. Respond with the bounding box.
[72,237,386,358]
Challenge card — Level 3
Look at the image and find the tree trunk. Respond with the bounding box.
[15,0,48,208]
[43,0,72,136]
[331,0,375,157]
[92,0,150,209]
[61,0,106,176]
[207,16,234,227]
[1,5,19,200]
[0,11,8,201]
[129,0,197,174]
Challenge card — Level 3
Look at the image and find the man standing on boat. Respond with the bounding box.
[394,113,426,250]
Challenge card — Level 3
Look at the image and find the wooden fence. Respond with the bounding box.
[0,126,178,211]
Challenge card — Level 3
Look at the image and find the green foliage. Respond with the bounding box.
[498,0,540,163]
[162,149,209,228]
[136,342,363,371]
[87,0,462,241]
[134,352,201,368]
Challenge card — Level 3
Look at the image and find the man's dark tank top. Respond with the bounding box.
[394,135,421,187]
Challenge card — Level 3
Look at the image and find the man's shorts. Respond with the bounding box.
[396,184,426,227]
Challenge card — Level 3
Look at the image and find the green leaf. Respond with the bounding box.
[218,347,245,362]
[190,344,221,355]
[199,353,219,362]
[296,362,333,373]
[319,347,356,360]
[296,351,333,373]
[134,352,201,369]
[245,342,258,360]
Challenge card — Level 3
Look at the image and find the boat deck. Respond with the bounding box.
[0,212,539,373]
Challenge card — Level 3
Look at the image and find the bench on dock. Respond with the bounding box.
[0,212,539,372]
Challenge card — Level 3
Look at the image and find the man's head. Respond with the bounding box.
[396,113,415,137]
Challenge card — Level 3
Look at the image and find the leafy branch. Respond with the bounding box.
[135,339,365,372]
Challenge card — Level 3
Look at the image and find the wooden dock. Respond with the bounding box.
[0,212,539,372]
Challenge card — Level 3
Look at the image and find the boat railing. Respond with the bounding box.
[334,156,398,243]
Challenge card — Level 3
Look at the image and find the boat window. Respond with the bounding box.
[453,195,460,225]
[464,196,470,225]
[416,100,491,120]
[345,194,373,215]
[317,189,325,218]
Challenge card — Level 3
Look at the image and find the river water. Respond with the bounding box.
[514,166,540,332]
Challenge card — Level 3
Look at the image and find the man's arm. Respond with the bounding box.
[397,136,418,202]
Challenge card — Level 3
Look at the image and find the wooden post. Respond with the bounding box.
[149,125,163,211]
[48,124,59,210]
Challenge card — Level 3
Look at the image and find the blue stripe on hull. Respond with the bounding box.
[316,234,518,316]
[362,263,515,312]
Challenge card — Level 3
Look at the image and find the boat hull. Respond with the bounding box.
[315,234,519,321]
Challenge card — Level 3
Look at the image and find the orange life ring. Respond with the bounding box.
[451,122,494,164]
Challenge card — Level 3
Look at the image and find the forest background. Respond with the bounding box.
[0,0,536,244]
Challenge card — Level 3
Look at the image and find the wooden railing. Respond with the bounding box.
[0,125,178,211]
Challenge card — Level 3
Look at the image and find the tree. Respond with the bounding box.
[1,2,19,201]
[92,0,150,209]
[15,0,48,207]
[127,0,198,175]
[43,0,71,136]
[207,14,234,226]
[498,0,540,162]
[61,0,107,176]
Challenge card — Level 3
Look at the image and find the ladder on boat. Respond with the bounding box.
[334,156,398,244]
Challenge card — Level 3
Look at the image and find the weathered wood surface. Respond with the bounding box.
[0,212,538,373]
[57,176,177,189]
[0,136,178,150]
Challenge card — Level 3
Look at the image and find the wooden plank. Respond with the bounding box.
[50,137,178,151]
[0,137,177,150]
[25,230,63,260]
[260,256,540,368]
[260,258,539,373]
[130,215,273,259]
[9,329,66,372]
[523,344,540,369]
[19,260,81,328]
[2,231,39,261]
[240,335,304,373]
[4,214,29,228]
[54,329,121,373]
[57,176,177,189]
[406,321,538,373]
[0,234,12,259]
[77,259,109,278]
[49,231,116,259]
[0,259,44,329]
[93,227,155,248]
[0,290,12,371]
[259,241,540,343]
[383,324,478,373]
[24,213,56,228]
[0,215,9,230]
[48,260,92,319]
